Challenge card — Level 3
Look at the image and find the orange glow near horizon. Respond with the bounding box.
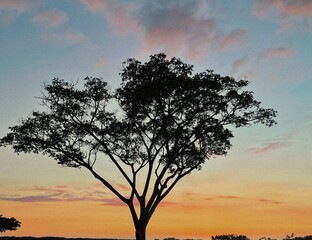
[1,190,312,239]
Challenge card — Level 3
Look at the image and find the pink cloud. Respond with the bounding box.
[95,58,106,68]
[82,1,250,59]
[115,183,130,191]
[33,9,68,28]
[230,57,250,74]
[1,184,113,203]
[0,0,34,12]
[83,0,220,60]
[82,0,104,12]
[138,2,218,60]
[100,197,126,207]
[158,200,175,207]
[253,0,312,32]
[219,29,248,51]
[82,0,141,36]
[259,47,295,61]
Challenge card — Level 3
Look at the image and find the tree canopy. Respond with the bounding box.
[0,215,21,233]
[1,53,277,240]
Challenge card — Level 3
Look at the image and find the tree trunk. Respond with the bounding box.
[135,221,147,240]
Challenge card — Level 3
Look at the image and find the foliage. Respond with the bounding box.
[212,235,250,240]
[0,215,21,233]
[283,234,312,240]
[0,53,277,240]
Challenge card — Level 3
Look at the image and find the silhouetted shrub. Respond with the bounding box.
[259,237,277,240]
[283,234,312,240]
[212,235,250,240]
[0,215,21,233]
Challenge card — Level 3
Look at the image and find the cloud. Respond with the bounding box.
[219,29,248,51]
[218,195,241,199]
[138,1,218,59]
[0,0,34,12]
[259,46,295,61]
[101,197,126,207]
[0,193,62,202]
[95,58,106,68]
[82,0,252,59]
[0,184,108,203]
[83,0,228,60]
[1,184,176,208]
[100,197,173,207]
[247,141,292,154]
[0,0,36,25]
[44,31,85,45]
[253,0,312,32]
[115,183,130,191]
[204,195,242,201]
[82,0,141,36]
[33,9,68,28]
[158,200,175,207]
[205,195,283,205]
[258,198,283,205]
[230,56,250,75]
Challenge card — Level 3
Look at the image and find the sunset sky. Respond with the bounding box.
[0,0,311,239]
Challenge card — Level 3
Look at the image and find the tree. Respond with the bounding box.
[0,53,277,240]
[0,215,21,233]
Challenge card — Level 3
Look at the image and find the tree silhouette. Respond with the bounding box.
[0,215,21,233]
[213,235,250,240]
[0,53,277,240]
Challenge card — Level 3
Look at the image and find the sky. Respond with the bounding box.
[0,0,311,239]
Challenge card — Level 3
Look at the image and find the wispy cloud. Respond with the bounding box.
[229,56,250,75]
[204,195,284,206]
[0,0,35,12]
[218,195,241,199]
[95,58,106,68]
[258,46,295,61]
[204,195,242,201]
[258,198,283,205]
[82,0,251,60]
[137,1,218,59]
[253,0,312,32]
[114,183,131,192]
[100,197,126,207]
[1,193,62,202]
[0,0,36,25]
[247,139,292,155]
[0,184,109,203]
[33,9,68,28]
[0,183,176,208]
[219,29,248,51]
[100,197,174,207]
[82,0,141,36]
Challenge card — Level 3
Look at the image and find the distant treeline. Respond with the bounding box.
[0,237,132,240]
[162,235,312,240]
[0,235,311,240]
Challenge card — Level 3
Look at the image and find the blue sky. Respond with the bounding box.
[0,0,311,238]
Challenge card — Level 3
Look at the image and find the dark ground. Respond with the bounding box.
[0,237,132,240]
